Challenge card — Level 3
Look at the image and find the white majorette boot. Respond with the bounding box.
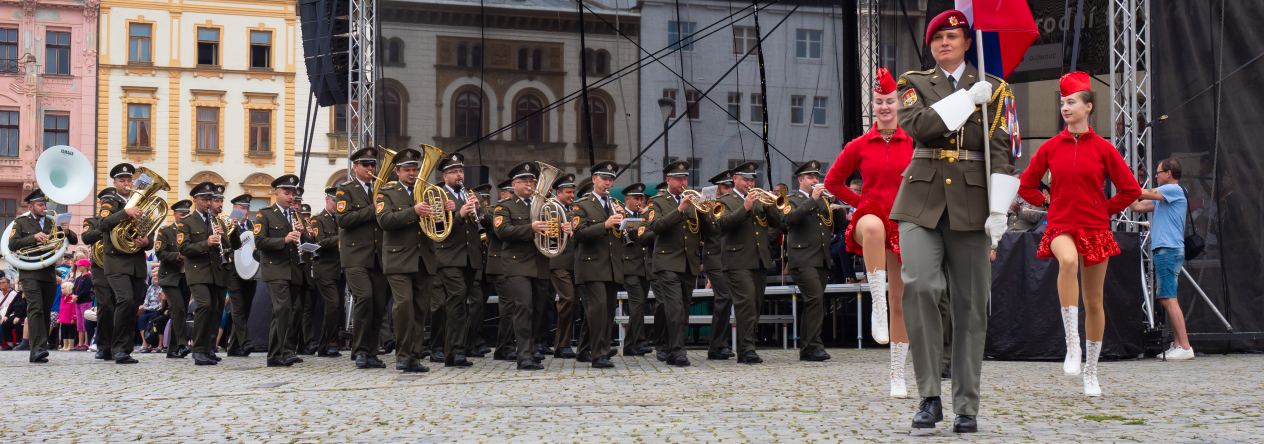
[868,270,889,344]
[1061,306,1081,375]
[890,342,909,398]
[1083,340,1103,397]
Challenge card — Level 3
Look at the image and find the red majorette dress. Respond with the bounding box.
[1019,127,1142,267]
[824,124,914,257]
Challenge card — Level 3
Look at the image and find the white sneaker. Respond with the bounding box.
[1164,346,1195,360]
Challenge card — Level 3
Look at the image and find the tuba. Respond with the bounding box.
[110,167,170,254]
[531,162,569,258]
[413,144,454,241]
[371,147,398,198]
[1,146,93,270]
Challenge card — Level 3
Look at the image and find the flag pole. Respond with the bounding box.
[976,29,990,190]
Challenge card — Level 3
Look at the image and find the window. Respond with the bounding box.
[0,111,17,156]
[0,199,15,230]
[43,115,69,149]
[196,107,219,152]
[387,39,402,64]
[249,31,271,69]
[332,104,348,134]
[796,29,822,59]
[248,110,271,153]
[684,90,701,120]
[790,95,805,124]
[456,43,467,67]
[584,48,609,75]
[580,97,608,145]
[196,28,219,66]
[470,44,482,68]
[382,87,402,137]
[662,89,677,118]
[726,92,741,121]
[454,90,482,139]
[750,93,764,123]
[127,104,151,148]
[514,93,543,142]
[733,26,759,54]
[812,96,828,125]
[531,49,543,71]
[45,32,70,75]
[668,22,695,52]
[128,24,150,64]
[517,47,528,70]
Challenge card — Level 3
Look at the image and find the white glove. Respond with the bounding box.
[985,174,1020,248]
[984,212,1007,248]
[968,81,993,105]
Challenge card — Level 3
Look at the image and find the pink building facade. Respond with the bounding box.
[0,0,99,230]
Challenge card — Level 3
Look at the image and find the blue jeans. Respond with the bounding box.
[1153,247,1184,298]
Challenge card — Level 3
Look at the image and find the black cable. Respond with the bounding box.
[478,0,486,167]
[578,1,596,167]
[1069,0,1086,72]
[753,0,771,184]
[672,0,696,170]
[898,0,927,69]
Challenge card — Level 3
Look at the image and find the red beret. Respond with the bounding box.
[875,67,897,95]
[1059,71,1092,97]
[925,10,970,45]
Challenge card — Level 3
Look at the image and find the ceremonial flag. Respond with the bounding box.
[956,0,1039,80]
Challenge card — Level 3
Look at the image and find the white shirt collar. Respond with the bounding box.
[734,189,747,199]
[940,62,966,85]
[800,189,812,198]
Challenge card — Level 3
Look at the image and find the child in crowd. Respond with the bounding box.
[57,282,77,351]
[71,259,94,351]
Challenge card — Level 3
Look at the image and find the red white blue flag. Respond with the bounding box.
[956,0,1039,80]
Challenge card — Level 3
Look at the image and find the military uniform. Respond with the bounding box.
[645,160,708,366]
[464,184,494,356]
[545,174,579,358]
[253,175,314,366]
[492,162,551,370]
[310,188,346,357]
[154,200,192,359]
[336,148,391,366]
[784,161,844,360]
[895,9,1018,426]
[98,163,156,363]
[80,189,117,361]
[717,162,785,363]
[179,183,243,365]
[570,162,625,367]
[223,194,259,356]
[433,153,481,366]
[703,170,736,359]
[287,201,318,355]
[7,189,78,362]
[619,182,654,356]
[486,180,517,361]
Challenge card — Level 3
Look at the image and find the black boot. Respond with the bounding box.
[953,415,977,433]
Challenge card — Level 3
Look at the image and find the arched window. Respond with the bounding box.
[580,97,608,145]
[456,43,468,67]
[470,44,482,68]
[517,47,528,70]
[596,50,610,74]
[515,93,543,142]
[584,48,595,73]
[454,90,482,139]
[387,39,402,64]
[531,48,543,71]
[383,86,402,137]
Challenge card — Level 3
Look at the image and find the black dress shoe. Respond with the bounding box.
[576,351,593,362]
[395,361,410,371]
[447,354,473,367]
[656,350,667,361]
[166,351,183,359]
[417,348,431,359]
[707,351,730,360]
[209,353,223,362]
[554,347,576,359]
[405,362,430,373]
[114,353,138,364]
[799,349,831,362]
[505,351,517,361]
[719,347,736,358]
[517,359,543,370]
[606,349,618,359]
[473,344,492,356]
[193,353,217,366]
[492,352,509,361]
[266,360,292,367]
[668,355,691,367]
[531,350,544,363]
[240,345,254,357]
[95,349,111,360]
[622,347,646,357]
[590,357,614,368]
[381,340,397,354]
[912,397,944,428]
[466,348,487,358]
[318,347,342,358]
[366,356,386,368]
[226,348,245,357]
[953,415,978,433]
[305,344,321,355]
[177,346,193,358]
[941,363,952,380]
[738,351,763,364]
[633,345,653,355]
[355,354,372,369]
[429,350,446,363]
[29,350,49,363]
[537,344,554,354]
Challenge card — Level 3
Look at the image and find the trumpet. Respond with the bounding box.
[748,188,789,210]
[609,196,628,239]
[681,189,724,217]
[289,208,311,264]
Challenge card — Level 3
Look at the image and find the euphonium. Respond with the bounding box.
[413,144,454,241]
[531,162,569,258]
[748,187,789,210]
[214,214,236,264]
[110,167,171,254]
[371,147,399,197]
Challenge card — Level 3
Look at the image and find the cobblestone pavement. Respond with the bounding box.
[0,348,1259,443]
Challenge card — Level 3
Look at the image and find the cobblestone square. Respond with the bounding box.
[1,349,1259,442]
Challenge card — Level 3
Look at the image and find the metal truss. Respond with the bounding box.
[1110,0,1151,199]
[858,0,880,128]
[349,0,377,161]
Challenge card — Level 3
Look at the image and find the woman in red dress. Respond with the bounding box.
[1018,72,1141,397]
[824,67,914,398]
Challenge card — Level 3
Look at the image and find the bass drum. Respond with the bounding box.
[234,231,261,280]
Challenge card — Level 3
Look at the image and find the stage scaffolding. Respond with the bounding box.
[858,0,881,128]
[348,0,378,163]
[1110,0,1151,198]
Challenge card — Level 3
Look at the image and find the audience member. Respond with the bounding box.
[1130,158,1194,359]
[57,282,77,351]
[1,279,22,349]
[137,268,167,353]
[71,259,94,351]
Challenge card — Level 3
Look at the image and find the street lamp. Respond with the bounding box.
[657,97,675,177]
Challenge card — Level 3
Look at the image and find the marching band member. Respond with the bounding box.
[786,161,845,363]
[225,193,258,357]
[1019,71,1142,397]
[336,148,391,370]
[154,200,192,360]
[81,188,117,361]
[619,182,654,357]
[252,174,312,367]
[435,153,480,367]
[9,189,77,363]
[180,182,242,366]
[291,202,319,355]
[99,163,155,365]
[465,183,494,357]
[716,161,784,365]
[488,178,518,361]
[570,161,625,368]
[893,10,1016,432]
[704,170,736,360]
[645,160,708,367]
[823,67,915,397]
[546,174,579,360]
[310,187,346,357]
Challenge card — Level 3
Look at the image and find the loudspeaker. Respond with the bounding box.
[463,165,489,187]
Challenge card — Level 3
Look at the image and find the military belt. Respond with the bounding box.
[912,148,984,162]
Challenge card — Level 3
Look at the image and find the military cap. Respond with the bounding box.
[708,170,734,185]
[324,186,339,200]
[190,181,217,197]
[591,161,618,178]
[437,152,465,171]
[110,163,136,178]
[622,183,647,196]
[300,204,312,215]
[552,173,577,190]
[271,174,300,190]
[654,182,667,192]
[350,147,378,164]
[23,188,47,203]
[97,187,117,200]
[496,178,513,190]
[230,193,252,206]
[212,184,226,199]
[794,160,822,177]
[576,177,594,198]
[663,160,691,177]
[393,148,422,167]
[733,161,760,178]
[170,199,192,213]
[472,183,491,197]
[508,162,539,180]
[925,10,969,45]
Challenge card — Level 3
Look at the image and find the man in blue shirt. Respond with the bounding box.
[1131,158,1193,359]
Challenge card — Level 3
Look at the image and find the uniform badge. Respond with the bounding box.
[155,240,163,250]
[82,222,90,231]
[175,233,184,244]
[494,206,502,212]
[336,201,346,212]
[493,216,504,227]
[647,210,655,222]
[100,209,109,217]
[253,223,262,234]
[637,226,646,236]
[336,190,345,196]
[375,202,384,213]
[901,88,918,107]
[311,227,318,236]
[573,216,580,227]
[782,206,791,215]
[897,77,907,87]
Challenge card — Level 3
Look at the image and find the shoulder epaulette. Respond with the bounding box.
[904,68,935,76]
[381,182,398,191]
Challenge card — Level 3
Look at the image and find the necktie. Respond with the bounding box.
[603,197,612,215]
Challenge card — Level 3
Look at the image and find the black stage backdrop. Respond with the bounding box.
[986,231,1145,360]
